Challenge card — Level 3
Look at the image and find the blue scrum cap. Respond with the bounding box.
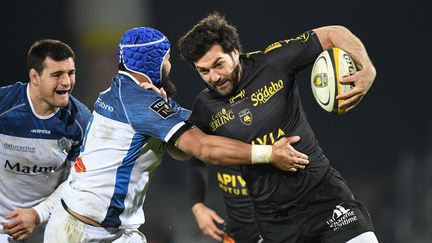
[118,27,170,86]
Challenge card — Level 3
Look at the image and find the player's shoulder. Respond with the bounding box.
[0,81,26,96]
[65,96,92,125]
[194,87,215,103]
[0,82,27,111]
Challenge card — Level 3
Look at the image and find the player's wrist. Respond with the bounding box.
[251,145,272,164]
[192,202,205,214]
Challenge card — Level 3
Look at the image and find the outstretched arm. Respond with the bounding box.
[174,127,309,171]
[314,25,376,111]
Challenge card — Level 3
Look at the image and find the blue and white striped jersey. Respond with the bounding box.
[0,82,91,222]
[63,71,191,229]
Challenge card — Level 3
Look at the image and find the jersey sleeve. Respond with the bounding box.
[0,82,23,114]
[262,30,323,74]
[187,157,209,206]
[167,97,191,120]
[121,82,189,142]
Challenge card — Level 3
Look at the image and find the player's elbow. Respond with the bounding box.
[315,25,352,49]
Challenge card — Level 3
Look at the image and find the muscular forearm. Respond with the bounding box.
[177,128,251,165]
[176,128,309,171]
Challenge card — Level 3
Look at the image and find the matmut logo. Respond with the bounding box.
[4,160,55,174]
[251,80,283,107]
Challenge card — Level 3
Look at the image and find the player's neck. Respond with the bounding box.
[28,84,58,117]
[130,72,151,84]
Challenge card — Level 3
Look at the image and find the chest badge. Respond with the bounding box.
[57,137,71,151]
[239,109,253,126]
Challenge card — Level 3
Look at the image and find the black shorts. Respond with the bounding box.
[257,167,375,243]
[223,217,262,243]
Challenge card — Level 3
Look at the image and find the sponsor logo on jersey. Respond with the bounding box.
[264,42,282,54]
[74,156,86,173]
[57,137,71,151]
[95,98,114,112]
[264,32,310,54]
[283,32,310,44]
[251,80,284,107]
[239,109,253,126]
[217,172,248,196]
[326,204,358,231]
[251,128,286,145]
[4,160,55,174]
[31,129,51,134]
[209,108,235,131]
[229,89,247,106]
[3,142,35,153]
[150,98,175,119]
[244,51,261,58]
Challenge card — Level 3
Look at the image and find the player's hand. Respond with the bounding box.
[337,64,376,112]
[270,136,309,172]
[192,202,225,241]
[2,208,40,240]
[139,82,168,101]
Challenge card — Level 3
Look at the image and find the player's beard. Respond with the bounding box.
[160,69,177,97]
[207,61,241,97]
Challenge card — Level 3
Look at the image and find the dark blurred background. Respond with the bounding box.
[1,1,430,242]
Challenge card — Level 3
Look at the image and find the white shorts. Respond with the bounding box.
[43,203,146,243]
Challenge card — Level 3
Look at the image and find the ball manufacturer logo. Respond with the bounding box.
[342,53,356,75]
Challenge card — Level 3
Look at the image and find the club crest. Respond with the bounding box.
[57,137,71,151]
[239,109,253,126]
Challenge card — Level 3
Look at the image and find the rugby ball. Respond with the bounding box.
[311,48,357,115]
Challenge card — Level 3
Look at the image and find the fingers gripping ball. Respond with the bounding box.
[118,27,170,87]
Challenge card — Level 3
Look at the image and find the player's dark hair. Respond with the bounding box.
[28,39,75,75]
[178,11,242,65]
